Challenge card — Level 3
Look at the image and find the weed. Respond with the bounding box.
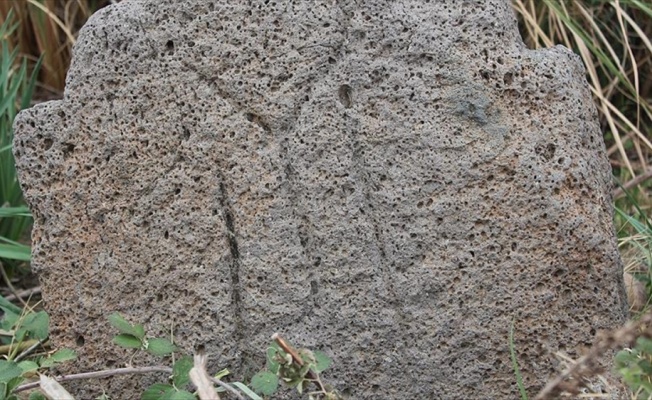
[0,310,337,399]
[251,333,339,400]
[0,294,76,400]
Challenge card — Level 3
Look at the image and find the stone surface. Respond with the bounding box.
[13,0,628,398]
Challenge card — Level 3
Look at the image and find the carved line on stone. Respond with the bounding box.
[345,116,402,316]
[217,178,244,351]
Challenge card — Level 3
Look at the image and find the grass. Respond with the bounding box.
[0,10,41,267]
[510,320,529,400]
[0,0,113,96]
[513,0,652,221]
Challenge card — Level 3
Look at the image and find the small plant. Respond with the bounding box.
[615,337,652,399]
[0,294,76,400]
[614,191,652,398]
[108,312,177,359]
[107,314,339,399]
[0,308,339,399]
[250,334,339,400]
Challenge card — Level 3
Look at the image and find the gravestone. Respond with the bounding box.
[13,0,628,398]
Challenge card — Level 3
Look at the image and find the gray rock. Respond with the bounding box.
[13,0,627,398]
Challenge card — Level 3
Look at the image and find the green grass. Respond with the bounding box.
[614,190,652,397]
[510,320,529,400]
[0,10,40,266]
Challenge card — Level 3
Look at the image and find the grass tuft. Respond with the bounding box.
[513,0,652,215]
[0,10,41,266]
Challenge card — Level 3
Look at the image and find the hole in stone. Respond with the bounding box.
[337,84,353,108]
[76,335,85,346]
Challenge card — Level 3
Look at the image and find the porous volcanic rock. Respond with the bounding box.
[13,0,628,398]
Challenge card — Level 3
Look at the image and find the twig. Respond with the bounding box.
[209,377,246,400]
[534,311,652,399]
[14,338,47,362]
[14,366,172,393]
[3,287,41,302]
[0,339,42,355]
[0,262,28,308]
[272,333,326,393]
[190,352,220,400]
[613,170,652,198]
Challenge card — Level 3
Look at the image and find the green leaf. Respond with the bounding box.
[40,348,77,368]
[108,313,141,337]
[20,311,49,341]
[39,358,55,369]
[266,344,281,374]
[113,334,142,349]
[5,376,22,395]
[0,309,19,330]
[0,243,30,262]
[133,324,146,340]
[0,207,30,218]
[0,361,22,382]
[146,338,177,357]
[17,360,39,374]
[232,382,263,400]
[637,337,652,355]
[161,390,195,400]
[50,348,77,363]
[311,350,332,373]
[0,296,20,317]
[214,368,230,380]
[28,393,47,400]
[95,393,111,400]
[172,356,193,388]
[141,383,175,400]
[250,371,278,396]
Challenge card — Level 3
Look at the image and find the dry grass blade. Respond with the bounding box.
[190,352,220,400]
[39,374,75,400]
[0,0,114,93]
[514,0,652,199]
[513,0,554,48]
[614,1,640,128]
[25,0,75,45]
[535,312,652,399]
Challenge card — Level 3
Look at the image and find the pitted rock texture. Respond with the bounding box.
[13,0,627,398]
